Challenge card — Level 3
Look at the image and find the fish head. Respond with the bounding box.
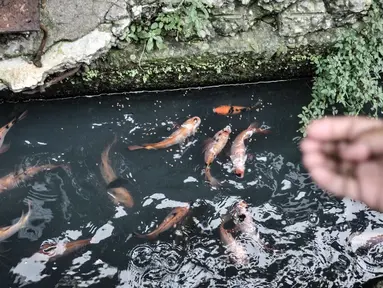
[39,242,59,257]
[190,116,201,128]
[223,125,232,134]
[182,117,201,132]
[237,200,248,210]
[234,168,244,178]
[181,202,191,212]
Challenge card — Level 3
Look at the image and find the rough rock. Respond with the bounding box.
[325,0,372,14]
[0,33,39,60]
[211,3,268,36]
[42,0,129,50]
[278,0,333,36]
[0,0,377,95]
[128,0,159,20]
[0,26,114,92]
[257,0,299,13]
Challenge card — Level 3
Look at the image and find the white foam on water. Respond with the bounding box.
[113,206,128,218]
[295,191,306,200]
[281,179,292,190]
[90,221,114,244]
[155,199,189,209]
[64,230,82,240]
[184,176,198,183]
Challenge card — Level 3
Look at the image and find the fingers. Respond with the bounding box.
[301,140,360,199]
[357,161,383,212]
[305,116,383,142]
[307,166,359,200]
[341,128,383,160]
[300,138,338,155]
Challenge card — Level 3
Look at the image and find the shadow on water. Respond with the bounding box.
[0,79,382,287]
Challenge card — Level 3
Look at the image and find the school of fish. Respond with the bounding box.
[0,102,379,270]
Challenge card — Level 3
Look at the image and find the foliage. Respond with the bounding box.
[124,0,211,53]
[298,1,383,135]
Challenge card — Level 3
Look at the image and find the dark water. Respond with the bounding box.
[0,79,382,288]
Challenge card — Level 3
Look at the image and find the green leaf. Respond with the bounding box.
[146,37,154,52]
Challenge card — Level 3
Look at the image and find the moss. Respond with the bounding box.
[0,42,325,101]
[70,46,319,93]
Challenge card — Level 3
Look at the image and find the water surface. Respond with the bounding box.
[0,79,382,288]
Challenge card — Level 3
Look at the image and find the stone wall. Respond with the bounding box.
[0,0,372,98]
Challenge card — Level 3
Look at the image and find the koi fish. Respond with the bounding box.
[101,135,134,208]
[0,164,68,193]
[230,122,270,178]
[219,214,248,265]
[0,201,32,242]
[128,116,201,151]
[38,238,92,261]
[0,110,27,154]
[134,204,190,240]
[230,200,258,237]
[213,100,262,116]
[203,125,231,187]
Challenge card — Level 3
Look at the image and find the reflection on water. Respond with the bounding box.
[0,79,382,287]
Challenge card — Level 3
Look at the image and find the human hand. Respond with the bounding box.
[300,116,383,212]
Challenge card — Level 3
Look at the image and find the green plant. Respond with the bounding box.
[298,1,383,135]
[124,0,211,54]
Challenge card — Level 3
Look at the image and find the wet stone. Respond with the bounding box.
[278,0,333,36]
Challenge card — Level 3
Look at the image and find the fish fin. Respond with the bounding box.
[202,138,214,153]
[205,167,221,188]
[0,144,10,154]
[106,178,130,190]
[127,145,144,151]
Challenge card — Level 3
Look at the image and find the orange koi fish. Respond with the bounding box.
[128,116,201,150]
[38,238,92,261]
[213,100,262,116]
[230,200,258,237]
[203,125,231,187]
[101,135,134,208]
[0,164,68,193]
[0,110,27,154]
[134,204,190,240]
[219,214,248,265]
[230,122,270,178]
[0,201,32,242]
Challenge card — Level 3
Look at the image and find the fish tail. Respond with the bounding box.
[19,201,32,228]
[249,99,263,110]
[9,110,28,127]
[205,166,221,188]
[16,110,28,122]
[60,164,72,174]
[134,232,157,240]
[128,143,156,150]
[142,144,156,150]
[248,122,271,134]
[127,145,144,151]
